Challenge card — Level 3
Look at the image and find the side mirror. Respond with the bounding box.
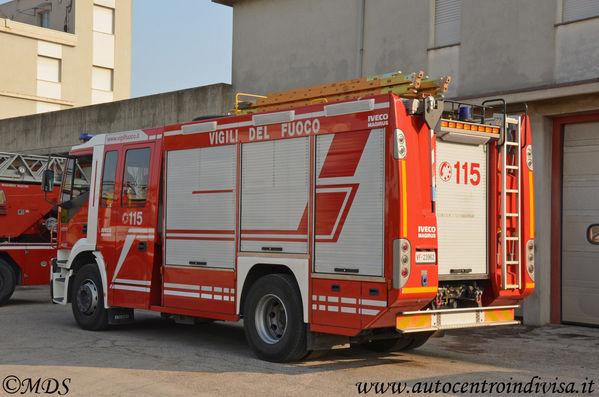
[42,169,55,192]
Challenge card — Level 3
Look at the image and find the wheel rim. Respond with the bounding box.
[76,279,99,315]
[254,294,288,344]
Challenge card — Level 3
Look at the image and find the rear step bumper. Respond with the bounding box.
[396,305,519,333]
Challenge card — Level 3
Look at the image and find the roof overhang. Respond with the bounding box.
[211,0,240,6]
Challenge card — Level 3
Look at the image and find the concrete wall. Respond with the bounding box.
[0,83,234,155]
[218,0,599,99]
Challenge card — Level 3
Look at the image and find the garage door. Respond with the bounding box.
[562,121,599,325]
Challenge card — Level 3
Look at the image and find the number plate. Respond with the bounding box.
[415,251,436,264]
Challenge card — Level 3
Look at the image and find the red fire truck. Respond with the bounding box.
[45,72,535,362]
[0,152,65,305]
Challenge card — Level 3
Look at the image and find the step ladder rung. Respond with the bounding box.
[504,284,520,289]
[506,189,519,193]
[506,141,519,146]
[506,165,519,170]
[505,236,519,241]
[506,261,520,265]
[506,213,519,217]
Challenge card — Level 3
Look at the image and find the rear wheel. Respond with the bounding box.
[0,259,17,306]
[244,273,307,362]
[71,264,108,330]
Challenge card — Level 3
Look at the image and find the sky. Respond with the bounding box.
[131,0,232,98]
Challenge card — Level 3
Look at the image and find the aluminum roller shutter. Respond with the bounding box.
[165,145,237,269]
[241,137,310,253]
[561,121,599,326]
[435,140,487,276]
[314,129,385,276]
[562,0,599,23]
[434,0,461,47]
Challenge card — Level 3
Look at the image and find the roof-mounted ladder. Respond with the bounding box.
[233,71,451,115]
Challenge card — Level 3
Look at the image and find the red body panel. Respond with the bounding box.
[1,182,58,287]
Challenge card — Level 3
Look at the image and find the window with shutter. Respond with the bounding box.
[434,0,461,48]
[563,0,599,23]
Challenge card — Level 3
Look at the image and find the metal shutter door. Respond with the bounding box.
[241,137,310,253]
[562,121,599,325]
[435,0,461,47]
[563,0,599,23]
[314,129,385,276]
[435,140,487,276]
[165,145,237,269]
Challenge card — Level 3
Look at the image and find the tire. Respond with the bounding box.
[403,331,433,350]
[71,263,108,330]
[359,335,414,353]
[244,273,307,362]
[0,259,17,306]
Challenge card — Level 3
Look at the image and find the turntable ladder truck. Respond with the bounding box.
[0,152,66,304]
[46,71,535,362]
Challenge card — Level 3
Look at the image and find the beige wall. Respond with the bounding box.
[0,0,131,121]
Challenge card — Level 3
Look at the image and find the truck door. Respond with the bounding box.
[108,142,158,309]
[58,154,92,249]
[96,149,120,288]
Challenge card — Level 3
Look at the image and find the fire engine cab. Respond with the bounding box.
[45,72,535,362]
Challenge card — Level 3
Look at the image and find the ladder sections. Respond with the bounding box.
[234,71,451,114]
[0,152,66,184]
[500,117,522,289]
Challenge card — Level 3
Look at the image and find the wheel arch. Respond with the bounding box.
[66,251,108,307]
[237,256,310,322]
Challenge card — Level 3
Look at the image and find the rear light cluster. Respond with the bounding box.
[393,238,411,289]
[526,146,533,171]
[440,120,500,134]
[394,129,407,159]
[526,239,535,281]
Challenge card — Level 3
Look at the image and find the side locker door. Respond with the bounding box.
[109,142,157,309]
[96,149,120,282]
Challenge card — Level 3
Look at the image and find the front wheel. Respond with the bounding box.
[71,264,108,330]
[0,259,17,306]
[244,273,307,362]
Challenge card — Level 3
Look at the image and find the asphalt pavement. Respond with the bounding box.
[1,285,597,396]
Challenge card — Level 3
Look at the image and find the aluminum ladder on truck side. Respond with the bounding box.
[0,152,66,184]
[500,116,522,289]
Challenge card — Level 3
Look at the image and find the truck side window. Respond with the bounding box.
[122,148,150,208]
[60,155,92,223]
[100,151,118,208]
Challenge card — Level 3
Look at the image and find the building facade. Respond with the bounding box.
[0,0,131,120]
[214,0,599,327]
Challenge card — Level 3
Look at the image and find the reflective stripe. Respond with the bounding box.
[401,286,438,294]
[360,308,380,316]
[401,160,408,238]
[164,290,199,298]
[114,278,151,286]
[360,299,386,307]
[163,282,200,291]
[112,284,150,293]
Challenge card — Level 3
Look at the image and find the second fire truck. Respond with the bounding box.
[0,152,65,304]
[45,72,535,361]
